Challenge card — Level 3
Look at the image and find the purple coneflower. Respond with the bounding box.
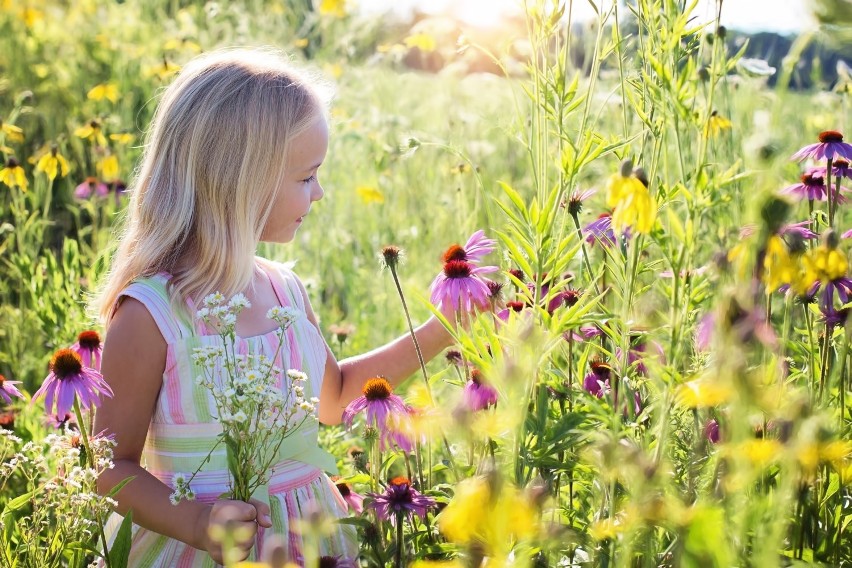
[342,377,408,434]
[546,288,581,314]
[74,177,109,199]
[780,173,845,202]
[566,188,596,217]
[462,369,498,411]
[368,476,435,522]
[705,419,720,444]
[71,330,103,371]
[497,300,527,322]
[318,556,358,568]
[430,260,498,312]
[584,213,627,247]
[46,412,76,429]
[791,130,852,162]
[583,360,612,398]
[335,482,366,514]
[809,158,852,181]
[739,221,819,241]
[33,348,113,417]
[0,374,24,405]
[820,278,852,326]
[442,230,496,264]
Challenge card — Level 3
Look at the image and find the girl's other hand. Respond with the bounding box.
[196,498,272,563]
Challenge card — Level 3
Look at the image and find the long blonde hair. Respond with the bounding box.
[93,47,328,324]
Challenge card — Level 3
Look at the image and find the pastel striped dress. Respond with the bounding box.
[103,259,357,567]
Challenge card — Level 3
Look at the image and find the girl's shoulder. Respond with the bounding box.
[255,256,310,307]
[110,272,192,344]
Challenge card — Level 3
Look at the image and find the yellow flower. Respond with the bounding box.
[675,379,733,409]
[163,38,202,53]
[762,235,799,291]
[0,121,24,142]
[606,161,656,234]
[438,476,537,553]
[801,244,847,284]
[704,110,732,137]
[98,155,120,181]
[293,38,309,48]
[589,516,628,541]
[740,439,781,467]
[144,58,181,81]
[19,7,43,28]
[87,83,119,103]
[109,133,135,145]
[404,32,437,52]
[0,158,27,191]
[319,0,347,17]
[356,185,384,204]
[35,147,70,181]
[75,120,108,147]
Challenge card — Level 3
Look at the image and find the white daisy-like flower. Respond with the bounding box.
[287,369,307,383]
[203,292,226,308]
[228,293,251,310]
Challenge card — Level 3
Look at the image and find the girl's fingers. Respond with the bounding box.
[249,498,273,528]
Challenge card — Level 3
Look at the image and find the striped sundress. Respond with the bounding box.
[103,258,357,567]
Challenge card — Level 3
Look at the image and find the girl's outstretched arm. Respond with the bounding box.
[294,279,455,425]
[94,298,270,563]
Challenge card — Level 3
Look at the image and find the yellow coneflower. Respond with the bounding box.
[87,83,119,103]
[75,120,108,147]
[35,145,70,181]
[606,160,656,235]
[0,120,24,142]
[762,235,798,291]
[143,57,181,81]
[356,185,384,204]
[162,38,201,53]
[109,133,135,145]
[704,110,732,137]
[97,154,119,181]
[319,0,347,17]
[404,32,437,52]
[0,158,27,191]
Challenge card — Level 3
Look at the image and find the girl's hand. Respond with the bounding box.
[195,498,272,563]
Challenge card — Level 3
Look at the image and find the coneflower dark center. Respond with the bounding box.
[819,130,843,143]
[443,260,473,278]
[390,476,411,487]
[801,173,824,186]
[78,330,101,350]
[335,483,351,497]
[5,158,19,168]
[362,377,392,400]
[442,244,467,263]
[590,360,612,378]
[51,349,83,378]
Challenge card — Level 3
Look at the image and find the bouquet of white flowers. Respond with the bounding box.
[170,293,318,504]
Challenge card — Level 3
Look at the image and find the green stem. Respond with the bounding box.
[73,399,112,568]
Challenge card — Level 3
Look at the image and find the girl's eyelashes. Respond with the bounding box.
[302,174,317,184]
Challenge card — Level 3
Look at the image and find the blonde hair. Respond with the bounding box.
[93,47,328,324]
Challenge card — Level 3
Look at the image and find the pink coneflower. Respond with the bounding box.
[819,278,852,326]
[441,230,496,264]
[71,330,103,371]
[739,221,819,241]
[335,482,366,514]
[809,159,852,181]
[46,412,76,429]
[497,300,527,321]
[705,419,720,444]
[547,288,581,314]
[583,360,612,398]
[780,173,845,202]
[319,556,357,568]
[74,177,109,199]
[342,377,408,434]
[430,260,498,312]
[584,213,627,247]
[0,374,24,405]
[462,369,498,411]
[565,188,596,217]
[368,476,435,522]
[32,348,114,417]
[791,130,852,162]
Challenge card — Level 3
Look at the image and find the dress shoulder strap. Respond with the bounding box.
[257,258,307,312]
[112,274,195,344]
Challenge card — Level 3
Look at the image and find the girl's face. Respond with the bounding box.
[261,116,328,244]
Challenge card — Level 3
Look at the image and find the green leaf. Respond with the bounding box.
[108,510,134,568]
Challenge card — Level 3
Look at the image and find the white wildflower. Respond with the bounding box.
[228,293,251,310]
[287,369,307,383]
[203,292,226,308]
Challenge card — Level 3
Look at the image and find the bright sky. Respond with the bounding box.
[357,0,816,33]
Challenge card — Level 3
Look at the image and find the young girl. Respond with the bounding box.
[93,48,455,566]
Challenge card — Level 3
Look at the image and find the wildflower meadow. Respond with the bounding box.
[1,0,851,567]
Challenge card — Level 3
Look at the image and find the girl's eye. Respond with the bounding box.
[302,175,317,184]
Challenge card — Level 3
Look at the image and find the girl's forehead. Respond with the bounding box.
[287,118,329,168]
